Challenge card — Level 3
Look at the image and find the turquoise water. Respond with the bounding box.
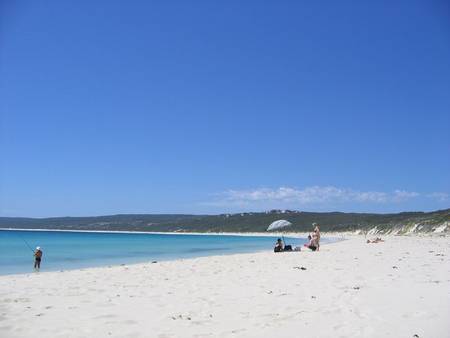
[0,230,328,275]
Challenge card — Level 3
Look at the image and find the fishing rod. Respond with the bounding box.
[19,234,35,253]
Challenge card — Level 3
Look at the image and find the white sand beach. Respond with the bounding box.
[0,235,449,338]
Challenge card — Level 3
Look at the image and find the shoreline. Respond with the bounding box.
[0,238,345,278]
[0,227,312,238]
[0,230,343,277]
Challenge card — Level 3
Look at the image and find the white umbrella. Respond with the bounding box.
[267,220,292,248]
[267,219,292,231]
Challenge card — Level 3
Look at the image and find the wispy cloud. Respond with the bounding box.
[206,186,427,208]
[426,192,449,202]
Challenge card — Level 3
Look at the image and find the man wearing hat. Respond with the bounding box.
[34,246,43,271]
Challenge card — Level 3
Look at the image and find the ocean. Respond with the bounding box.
[0,230,328,275]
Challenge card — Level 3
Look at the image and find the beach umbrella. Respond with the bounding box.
[267,219,292,231]
[267,220,292,247]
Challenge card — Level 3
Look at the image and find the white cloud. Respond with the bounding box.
[426,192,449,202]
[391,190,420,202]
[210,186,424,207]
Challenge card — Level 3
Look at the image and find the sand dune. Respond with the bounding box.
[0,235,449,337]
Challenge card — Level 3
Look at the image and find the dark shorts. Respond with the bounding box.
[35,257,41,262]
[309,246,317,251]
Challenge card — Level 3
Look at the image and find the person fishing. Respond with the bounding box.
[34,246,43,271]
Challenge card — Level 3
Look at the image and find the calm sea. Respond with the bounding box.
[0,230,331,275]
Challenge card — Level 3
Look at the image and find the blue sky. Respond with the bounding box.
[1,1,449,217]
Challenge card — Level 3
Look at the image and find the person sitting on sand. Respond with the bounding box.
[274,238,284,252]
[34,246,43,271]
[304,234,318,251]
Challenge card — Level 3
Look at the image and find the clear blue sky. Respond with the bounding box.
[1,1,449,217]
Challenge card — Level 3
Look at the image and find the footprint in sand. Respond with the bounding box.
[171,314,192,321]
[94,314,118,319]
[0,325,13,331]
[230,328,247,334]
[239,311,250,319]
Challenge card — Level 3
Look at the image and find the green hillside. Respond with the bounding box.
[0,208,448,234]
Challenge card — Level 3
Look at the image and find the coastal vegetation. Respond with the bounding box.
[1,209,448,234]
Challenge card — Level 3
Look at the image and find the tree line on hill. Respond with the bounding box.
[0,208,448,234]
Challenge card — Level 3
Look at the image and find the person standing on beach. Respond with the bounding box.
[34,247,43,271]
[313,224,321,251]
